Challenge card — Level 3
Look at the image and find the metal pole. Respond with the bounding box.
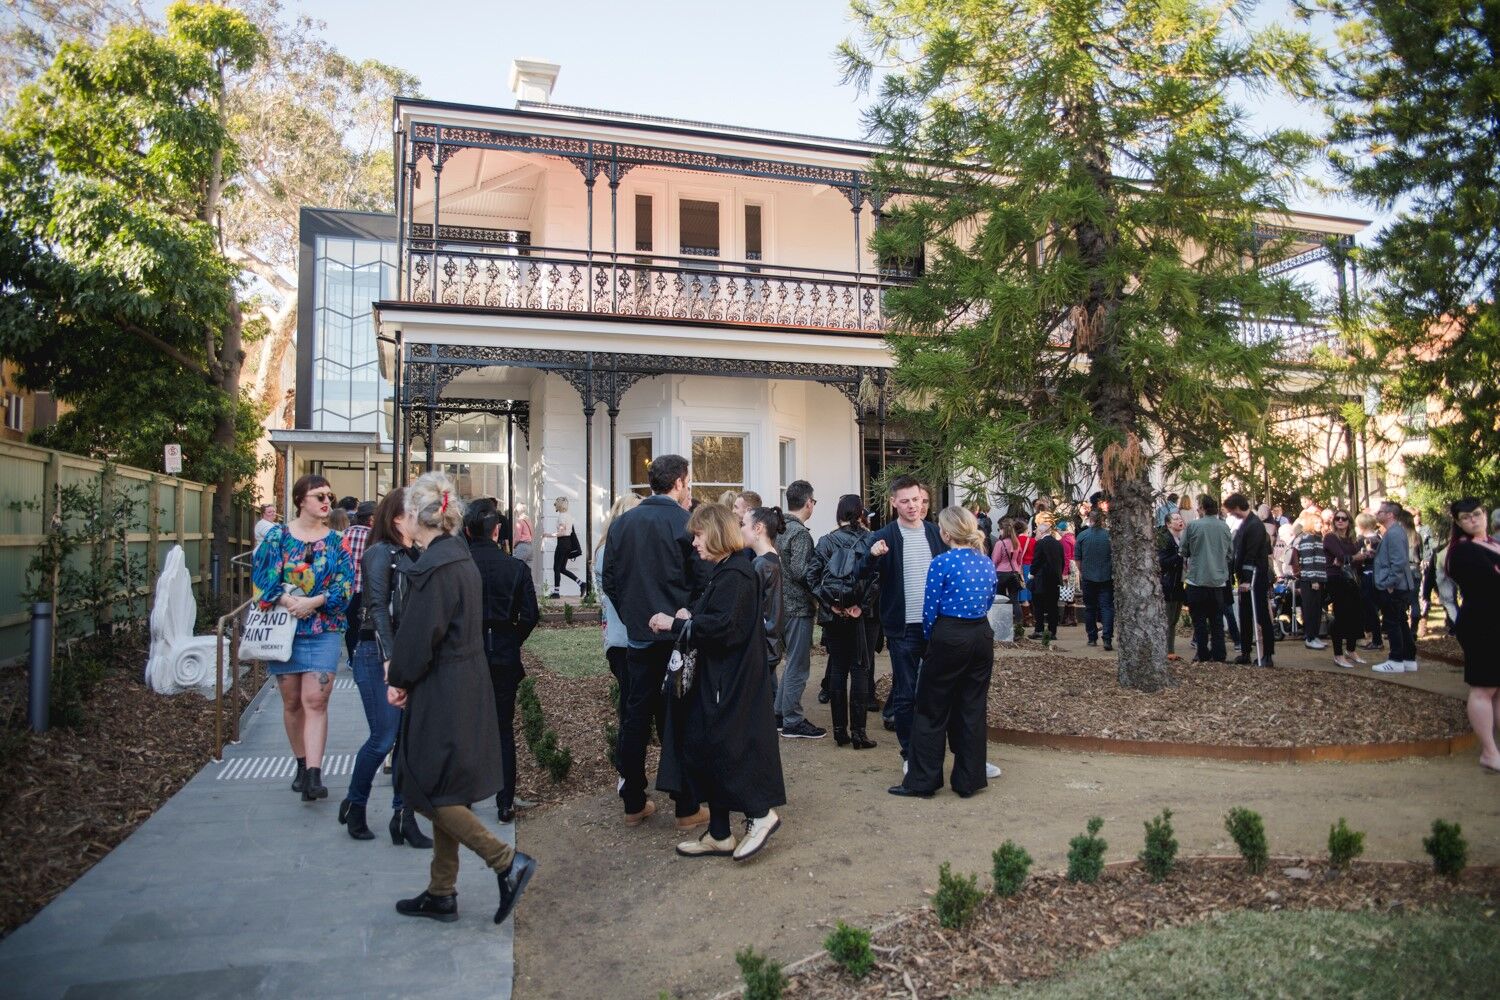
[583,358,596,597]
[506,413,515,551]
[28,602,52,733]
[585,168,596,314]
[429,127,442,303]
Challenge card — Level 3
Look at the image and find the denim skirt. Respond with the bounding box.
[268,630,342,677]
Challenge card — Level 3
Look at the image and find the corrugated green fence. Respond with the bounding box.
[0,440,255,664]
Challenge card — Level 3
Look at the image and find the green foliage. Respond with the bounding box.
[609,678,620,713]
[516,676,571,783]
[562,602,575,624]
[1140,809,1178,882]
[735,946,785,1000]
[604,720,619,771]
[1327,817,1365,871]
[518,677,545,745]
[934,861,985,929]
[1318,0,1500,501]
[1225,807,1269,875]
[823,920,875,979]
[990,840,1032,897]
[1422,819,1467,880]
[1067,817,1108,884]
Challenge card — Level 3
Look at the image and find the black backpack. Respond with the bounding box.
[819,542,869,609]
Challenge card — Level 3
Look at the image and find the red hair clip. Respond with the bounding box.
[439,490,450,513]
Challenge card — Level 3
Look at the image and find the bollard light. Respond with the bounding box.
[28,602,53,733]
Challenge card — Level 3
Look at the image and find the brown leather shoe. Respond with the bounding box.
[675,806,710,831]
[624,799,657,827]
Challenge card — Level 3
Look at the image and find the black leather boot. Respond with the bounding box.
[301,767,327,801]
[395,890,458,922]
[850,729,877,750]
[339,800,375,840]
[390,808,434,849]
[494,852,538,925]
[290,757,307,793]
[829,681,849,744]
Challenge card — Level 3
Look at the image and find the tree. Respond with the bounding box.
[1317,0,1500,501]
[841,0,1322,689]
[0,2,266,570]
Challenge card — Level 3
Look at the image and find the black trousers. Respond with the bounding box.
[1186,584,1226,661]
[1379,588,1416,661]
[903,617,993,795]
[1326,574,1364,654]
[487,656,522,812]
[1032,582,1060,636]
[606,646,629,726]
[824,616,877,734]
[1237,573,1275,659]
[1298,580,1324,641]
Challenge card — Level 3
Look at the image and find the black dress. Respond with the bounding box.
[658,549,787,817]
[1447,539,1500,688]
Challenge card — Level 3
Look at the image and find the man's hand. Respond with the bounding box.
[869,539,889,557]
[674,608,692,620]
[386,685,407,708]
[648,612,675,633]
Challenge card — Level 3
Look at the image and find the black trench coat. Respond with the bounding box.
[388,533,503,812]
[657,549,786,817]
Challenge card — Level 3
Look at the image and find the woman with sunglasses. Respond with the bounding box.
[1445,498,1500,773]
[251,474,355,801]
[1323,509,1367,668]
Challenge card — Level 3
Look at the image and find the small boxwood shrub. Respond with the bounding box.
[933,862,984,929]
[1327,817,1365,871]
[1225,807,1269,875]
[991,840,1032,897]
[1140,808,1177,882]
[823,920,874,978]
[1067,816,1107,884]
[736,946,785,1000]
[1423,819,1467,880]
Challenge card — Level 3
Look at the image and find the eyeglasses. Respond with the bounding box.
[307,492,334,502]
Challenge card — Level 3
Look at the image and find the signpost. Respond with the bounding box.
[164,443,182,475]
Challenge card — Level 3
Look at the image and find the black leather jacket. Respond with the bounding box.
[361,539,416,659]
[808,523,880,625]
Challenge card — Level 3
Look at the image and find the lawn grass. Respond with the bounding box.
[526,626,610,678]
[972,900,1500,1000]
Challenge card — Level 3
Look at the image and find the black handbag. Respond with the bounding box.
[664,625,697,699]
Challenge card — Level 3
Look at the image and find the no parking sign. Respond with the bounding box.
[164,444,182,475]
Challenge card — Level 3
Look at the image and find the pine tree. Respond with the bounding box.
[1318,0,1500,501]
[841,0,1322,689]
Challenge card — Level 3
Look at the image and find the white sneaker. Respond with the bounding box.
[1372,660,1404,673]
[733,810,781,861]
[1304,638,1327,650]
[1404,660,1419,672]
[1332,655,1353,669]
[985,762,1003,779]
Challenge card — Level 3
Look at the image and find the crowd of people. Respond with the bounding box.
[245,462,1500,925]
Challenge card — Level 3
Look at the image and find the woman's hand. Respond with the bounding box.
[648,612,675,633]
[386,685,408,708]
[281,594,314,619]
[674,608,691,620]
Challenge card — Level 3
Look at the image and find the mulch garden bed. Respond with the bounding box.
[1416,633,1465,666]
[989,652,1468,747]
[0,627,253,937]
[782,859,1500,999]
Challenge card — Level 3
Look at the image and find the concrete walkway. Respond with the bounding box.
[0,670,517,999]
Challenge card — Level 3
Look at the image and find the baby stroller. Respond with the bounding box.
[1270,577,1297,641]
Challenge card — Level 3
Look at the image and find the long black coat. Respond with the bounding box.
[467,536,539,673]
[658,549,786,816]
[388,533,502,812]
[601,495,704,643]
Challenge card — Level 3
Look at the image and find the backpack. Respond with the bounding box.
[819,542,869,610]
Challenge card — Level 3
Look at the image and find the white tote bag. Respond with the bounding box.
[241,592,296,662]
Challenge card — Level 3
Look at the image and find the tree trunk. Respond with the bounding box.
[1107,467,1172,691]
[212,297,243,590]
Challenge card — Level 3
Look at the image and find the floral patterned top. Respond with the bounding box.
[252,524,355,636]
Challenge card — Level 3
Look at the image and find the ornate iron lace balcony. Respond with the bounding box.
[403,241,892,332]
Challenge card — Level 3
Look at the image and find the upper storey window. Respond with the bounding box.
[745,204,763,262]
[635,194,653,253]
[680,199,720,258]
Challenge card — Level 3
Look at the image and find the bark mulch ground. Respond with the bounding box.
[1417,633,1465,666]
[0,627,253,937]
[989,652,1468,746]
[782,859,1500,999]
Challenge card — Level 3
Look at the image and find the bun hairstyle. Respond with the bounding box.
[464,496,503,542]
[406,471,465,536]
[835,494,866,527]
[553,497,569,513]
[748,505,786,539]
[938,505,986,551]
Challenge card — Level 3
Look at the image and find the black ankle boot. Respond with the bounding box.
[301,767,327,801]
[833,728,851,747]
[494,852,538,925]
[390,808,434,849]
[339,800,375,840]
[290,757,307,793]
[395,890,458,922]
[850,730,878,750]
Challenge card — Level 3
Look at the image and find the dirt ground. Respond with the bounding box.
[513,642,1497,1000]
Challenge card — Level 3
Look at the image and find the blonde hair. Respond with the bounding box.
[687,502,744,561]
[1355,512,1377,533]
[596,494,642,555]
[1298,511,1321,535]
[718,489,740,508]
[406,471,465,535]
[938,505,985,551]
[553,496,569,513]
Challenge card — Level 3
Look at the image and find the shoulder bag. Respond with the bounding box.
[241,586,296,662]
[664,624,697,699]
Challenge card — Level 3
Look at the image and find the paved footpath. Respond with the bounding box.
[0,670,517,999]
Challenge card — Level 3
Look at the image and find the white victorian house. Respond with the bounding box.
[275,60,1368,594]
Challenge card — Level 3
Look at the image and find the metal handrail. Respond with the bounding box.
[213,596,257,762]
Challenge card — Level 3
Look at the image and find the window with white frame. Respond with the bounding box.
[690,433,745,504]
[778,438,795,508]
[744,204,763,263]
[4,392,22,432]
[627,435,654,497]
[679,199,720,258]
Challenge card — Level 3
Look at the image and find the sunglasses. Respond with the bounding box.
[307,492,334,502]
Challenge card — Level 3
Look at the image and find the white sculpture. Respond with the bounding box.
[145,545,232,695]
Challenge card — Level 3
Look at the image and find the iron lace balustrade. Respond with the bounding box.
[404,240,892,332]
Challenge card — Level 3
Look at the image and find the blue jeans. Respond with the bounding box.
[348,639,401,809]
[774,616,814,728]
[1081,580,1115,644]
[887,623,927,757]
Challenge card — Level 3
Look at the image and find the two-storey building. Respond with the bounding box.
[277,60,1369,594]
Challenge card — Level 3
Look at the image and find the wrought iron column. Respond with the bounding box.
[856,405,869,504]
[582,355,596,597]
[424,408,435,472]
[875,368,889,483]
[506,413,515,550]
[584,163,595,315]
[607,367,620,507]
[429,126,442,303]
[393,336,405,487]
